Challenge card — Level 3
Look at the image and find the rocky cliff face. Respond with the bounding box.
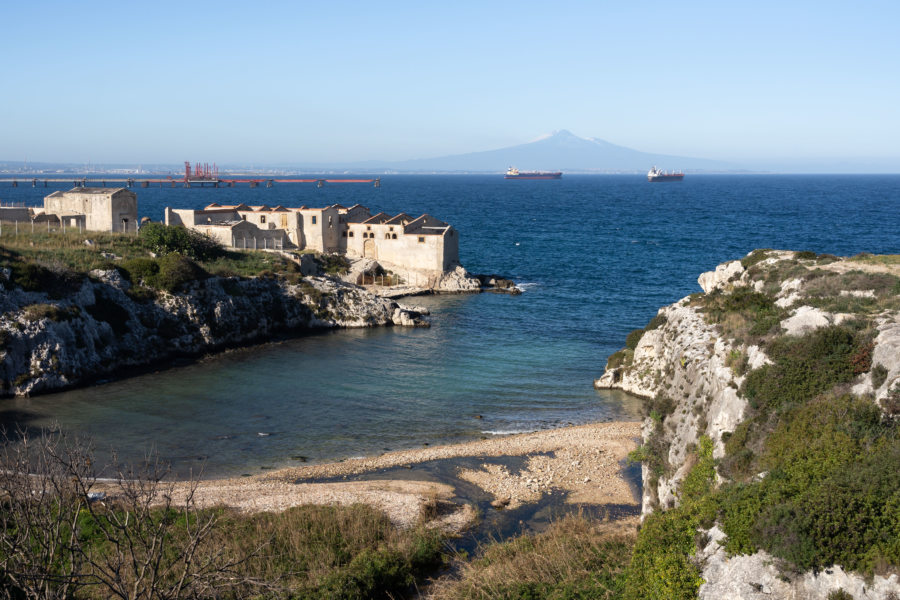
[0,269,426,397]
[596,250,900,599]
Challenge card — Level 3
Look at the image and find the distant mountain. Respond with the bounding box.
[354,130,732,173]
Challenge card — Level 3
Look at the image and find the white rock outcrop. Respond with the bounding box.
[780,305,834,335]
[596,250,900,598]
[0,271,423,397]
[435,265,482,293]
[698,259,745,293]
[698,526,900,600]
[595,298,749,511]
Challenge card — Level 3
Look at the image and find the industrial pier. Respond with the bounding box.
[0,162,382,189]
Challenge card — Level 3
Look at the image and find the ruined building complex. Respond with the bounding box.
[165,202,460,273]
[0,188,139,232]
[0,188,459,276]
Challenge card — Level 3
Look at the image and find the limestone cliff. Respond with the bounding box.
[0,269,426,397]
[597,250,900,599]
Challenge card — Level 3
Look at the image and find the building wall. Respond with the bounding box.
[346,222,453,272]
[166,207,241,227]
[44,189,137,232]
[441,228,460,270]
[295,207,340,252]
[166,208,195,226]
[281,211,303,246]
[194,221,286,250]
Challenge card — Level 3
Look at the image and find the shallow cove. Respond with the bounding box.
[4,292,643,478]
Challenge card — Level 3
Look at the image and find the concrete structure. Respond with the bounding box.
[40,188,138,232]
[166,202,460,274]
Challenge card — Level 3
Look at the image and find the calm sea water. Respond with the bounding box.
[1,175,898,476]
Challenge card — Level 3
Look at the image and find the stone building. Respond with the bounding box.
[345,213,458,272]
[166,202,460,274]
[41,188,138,232]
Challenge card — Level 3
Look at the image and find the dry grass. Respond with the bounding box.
[197,503,444,597]
[0,229,304,285]
[849,253,900,266]
[429,514,636,600]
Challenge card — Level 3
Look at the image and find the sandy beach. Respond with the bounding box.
[162,421,642,532]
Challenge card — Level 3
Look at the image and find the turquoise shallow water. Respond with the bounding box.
[1,174,898,476]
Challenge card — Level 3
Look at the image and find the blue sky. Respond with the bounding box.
[2,0,898,169]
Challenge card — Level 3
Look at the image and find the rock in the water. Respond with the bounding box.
[435,265,482,293]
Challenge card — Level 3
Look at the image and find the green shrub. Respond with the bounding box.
[883,386,900,417]
[645,394,676,422]
[625,329,644,350]
[624,502,710,600]
[871,363,889,390]
[700,287,785,342]
[741,249,772,269]
[720,420,759,480]
[139,223,223,261]
[741,325,864,412]
[725,348,749,376]
[606,349,632,370]
[719,394,900,573]
[153,254,208,292]
[119,255,208,292]
[680,436,716,504]
[119,257,159,284]
[794,250,818,260]
[645,314,668,331]
[318,253,351,275]
[8,261,81,298]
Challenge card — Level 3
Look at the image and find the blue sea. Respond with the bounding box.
[1,175,898,477]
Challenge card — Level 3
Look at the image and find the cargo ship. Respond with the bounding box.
[647,166,684,182]
[505,167,562,180]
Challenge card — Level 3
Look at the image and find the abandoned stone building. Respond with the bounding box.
[165,202,460,273]
[39,188,139,232]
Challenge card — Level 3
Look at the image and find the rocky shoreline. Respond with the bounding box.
[155,421,642,532]
[0,258,520,398]
[0,268,428,397]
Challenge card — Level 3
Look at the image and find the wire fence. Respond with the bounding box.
[0,219,140,236]
[358,273,403,287]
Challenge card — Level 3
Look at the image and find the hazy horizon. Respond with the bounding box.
[2,1,898,171]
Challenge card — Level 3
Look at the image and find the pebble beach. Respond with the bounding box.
[163,421,642,532]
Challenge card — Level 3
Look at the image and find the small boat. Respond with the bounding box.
[505,167,562,180]
[647,166,684,182]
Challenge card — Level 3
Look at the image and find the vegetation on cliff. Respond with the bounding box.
[0,227,307,297]
[612,250,900,598]
[0,228,412,397]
